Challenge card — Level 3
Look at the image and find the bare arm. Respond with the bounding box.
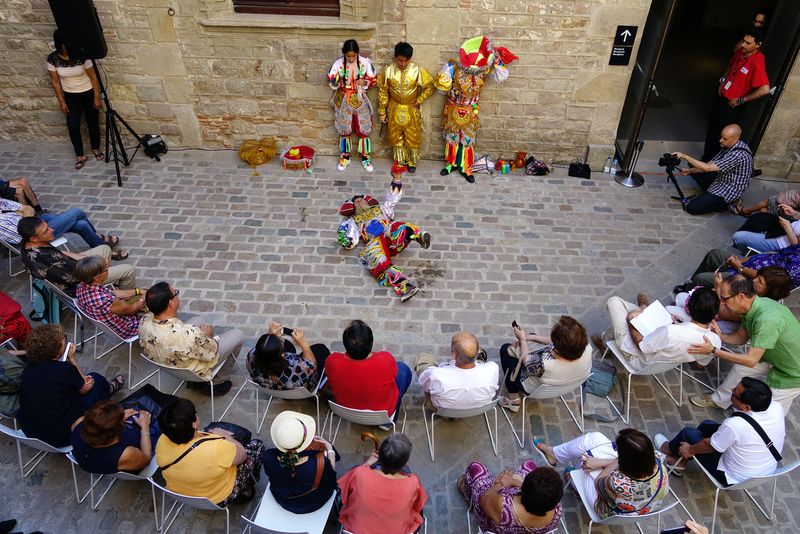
[291,327,316,366]
[108,297,144,316]
[84,65,102,109]
[117,410,153,472]
[674,152,720,173]
[48,70,68,114]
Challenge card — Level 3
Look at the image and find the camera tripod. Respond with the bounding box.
[665,165,695,211]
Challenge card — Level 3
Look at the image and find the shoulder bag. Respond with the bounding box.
[161,437,224,470]
[732,411,783,461]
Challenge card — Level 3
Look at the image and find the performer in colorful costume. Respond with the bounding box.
[337,164,431,301]
[435,35,518,183]
[328,39,377,173]
[377,42,435,174]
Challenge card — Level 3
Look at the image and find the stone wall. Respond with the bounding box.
[0,0,795,174]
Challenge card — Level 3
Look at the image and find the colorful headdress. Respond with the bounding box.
[391,163,408,177]
[339,194,379,217]
[459,35,518,71]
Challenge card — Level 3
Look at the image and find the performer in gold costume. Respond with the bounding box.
[434,35,518,183]
[377,42,435,174]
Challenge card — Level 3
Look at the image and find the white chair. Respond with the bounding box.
[340,516,426,534]
[695,456,800,533]
[66,453,160,529]
[40,278,103,353]
[0,421,72,478]
[570,468,679,533]
[324,400,407,444]
[146,350,247,420]
[250,374,327,434]
[82,313,154,390]
[422,399,499,462]
[152,479,230,534]
[240,482,336,534]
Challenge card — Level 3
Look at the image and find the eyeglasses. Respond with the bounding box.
[720,292,739,302]
[171,290,180,298]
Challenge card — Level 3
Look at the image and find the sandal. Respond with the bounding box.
[728,203,747,217]
[75,156,88,170]
[93,150,105,161]
[100,234,120,248]
[456,474,469,502]
[532,437,558,467]
[111,249,129,261]
[109,375,125,395]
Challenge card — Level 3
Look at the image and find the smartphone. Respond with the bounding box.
[660,527,690,534]
[59,341,73,362]
[511,320,519,329]
[282,327,294,336]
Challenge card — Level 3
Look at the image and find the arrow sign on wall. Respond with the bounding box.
[613,25,638,46]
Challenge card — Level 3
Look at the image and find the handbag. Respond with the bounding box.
[582,358,624,422]
[568,161,591,179]
[203,421,252,446]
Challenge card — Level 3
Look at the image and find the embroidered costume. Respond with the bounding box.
[337,165,430,301]
[328,53,377,172]
[377,62,435,170]
[434,35,518,182]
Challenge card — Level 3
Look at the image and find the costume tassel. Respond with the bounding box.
[339,137,351,155]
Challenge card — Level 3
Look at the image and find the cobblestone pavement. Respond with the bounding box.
[1,140,798,533]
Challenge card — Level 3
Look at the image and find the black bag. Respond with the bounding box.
[119,384,178,422]
[204,421,252,446]
[737,212,785,239]
[568,161,591,179]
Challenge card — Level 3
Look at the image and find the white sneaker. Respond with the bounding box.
[337,156,350,171]
[362,158,374,173]
[498,396,521,413]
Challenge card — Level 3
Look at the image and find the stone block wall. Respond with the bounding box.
[0,0,795,174]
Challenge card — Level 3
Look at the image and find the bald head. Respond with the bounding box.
[451,332,479,366]
[722,124,741,139]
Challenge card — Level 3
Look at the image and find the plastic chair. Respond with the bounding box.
[570,468,678,533]
[40,278,103,353]
[0,421,72,478]
[422,399,499,462]
[250,374,327,434]
[240,482,336,534]
[695,455,800,533]
[341,515,426,534]
[66,453,160,529]
[81,313,154,390]
[152,479,230,534]
[324,400,407,444]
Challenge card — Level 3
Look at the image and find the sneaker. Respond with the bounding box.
[337,155,350,171]
[460,170,475,183]
[440,165,453,176]
[654,433,670,453]
[400,285,419,302]
[378,424,392,431]
[362,158,374,173]
[417,231,431,249]
[186,380,233,396]
[407,165,416,174]
[690,393,720,409]
[498,395,521,413]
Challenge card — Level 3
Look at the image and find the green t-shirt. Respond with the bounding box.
[744,297,800,389]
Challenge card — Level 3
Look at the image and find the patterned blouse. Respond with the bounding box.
[518,344,555,382]
[595,453,669,518]
[21,244,79,295]
[138,314,220,379]
[734,244,800,288]
[246,349,318,391]
[76,283,140,339]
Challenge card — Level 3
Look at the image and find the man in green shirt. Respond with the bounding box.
[689,275,800,415]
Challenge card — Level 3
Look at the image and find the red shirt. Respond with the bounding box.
[720,49,769,100]
[324,351,399,415]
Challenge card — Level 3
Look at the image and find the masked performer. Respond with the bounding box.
[377,42,435,174]
[435,35,518,183]
[337,165,431,301]
[328,39,377,173]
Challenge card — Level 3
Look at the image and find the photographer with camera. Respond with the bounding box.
[672,124,753,215]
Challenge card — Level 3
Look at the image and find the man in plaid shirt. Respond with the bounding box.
[673,124,753,215]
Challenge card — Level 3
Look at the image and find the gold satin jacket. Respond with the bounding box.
[377,63,435,117]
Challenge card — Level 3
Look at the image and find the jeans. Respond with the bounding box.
[732,231,783,254]
[686,192,729,215]
[667,420,729,486]
[393,361,412,420]
[64,89,100,157]
[41,208,103,247]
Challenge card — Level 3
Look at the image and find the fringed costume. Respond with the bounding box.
[434,35,518,182]
[377,62,435,170]
[328,54,377,172]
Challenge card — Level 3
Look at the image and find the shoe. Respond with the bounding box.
[186,380,233,396]
[75,156,88,170]
[417,231,431,249]
[337,155,350,171]
[109,375,125,396]
[440,165,453,176]
[590,333,607,353]
[407,165,416,174]
[673,282,695,295]
[93,150,105,161]
[400,285,419,302]
[361,158,374,173]
[0,519,17,534]
[110,249,129,261]
[532,437,557,467]
[752,169,763,178]
[654,433,669,453]
[690,393,720,409]
[636,293,650,307]
[377,424,392,431]
[498,395,521,413]
[459,171,475,183]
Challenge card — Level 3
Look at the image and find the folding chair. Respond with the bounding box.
[67,453,160,529]
[570,468,679,533]
[695,456,800,533]
[324,400,407,444]
[422,399,499,462]
[249,374,327,434]
[240,482,336,534]
[82,314,154,390]
[0,421,72,478]
[146,350,246,420]
[152,479,230,534]
[40,278,103,353]
[340,514,426,534]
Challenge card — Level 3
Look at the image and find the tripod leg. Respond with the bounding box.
[109,113,130,167]
[105,110,124,187]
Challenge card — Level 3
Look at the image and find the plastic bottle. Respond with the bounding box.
[611,158,619,174]
[603,156,612,173]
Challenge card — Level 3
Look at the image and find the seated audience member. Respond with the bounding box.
[0,346,27,418]
[730,188,800,218]
[413,332,499,410]
[19,216,136,296]
[139,282,243,396]
[657,377,784,485]
[338,433,426,534]
[0,291,30,346]
[0,176,45,212]
[263,410,338,513]
[459,460,563,534]
[1,205,125,257]
[17,324,123,446]
[325,319,412,420]
[534,429,669,518]
[75,256,144,340]
[70,399,155,475]
[732,210,799,253]
[672,124,753,215]
[675,246,800,293]
[592,289,721,372]
[247,321,330,392]
[155,398,264,505]
[499,316,592,412]
[688,276,800,414]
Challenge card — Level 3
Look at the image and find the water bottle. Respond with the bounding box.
[603,156,612,174]
[611,158,619,174]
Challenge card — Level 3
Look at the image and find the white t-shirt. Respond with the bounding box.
[625,322,722,372]
[418,360,500,410]
[711,401,785,484]
[776,220,800,248]
[47,58,93,93]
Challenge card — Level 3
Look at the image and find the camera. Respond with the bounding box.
[658,153,681,168]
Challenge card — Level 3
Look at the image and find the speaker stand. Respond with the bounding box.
[614,140,645,188]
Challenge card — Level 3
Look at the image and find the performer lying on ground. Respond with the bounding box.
[337,164,431,301]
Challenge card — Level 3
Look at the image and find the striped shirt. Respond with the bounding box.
[708,140,753,203]
[0,198,22,244]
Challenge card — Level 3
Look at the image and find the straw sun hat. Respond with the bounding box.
[270,411,316,452]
